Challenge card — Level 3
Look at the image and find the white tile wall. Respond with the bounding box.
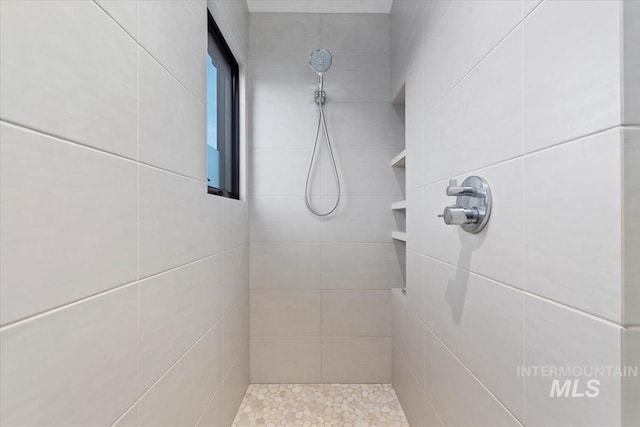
[249,13,401,384]
[524,0,621,152]
[525,129,622,322]
[0,285,137,426]
[0,0,249,425]
[0,123,137,325]
[624,128,640,326]
[622,329,640,426]
[525,297,622,426]
[391,0,634,425]
[0,0,137,158]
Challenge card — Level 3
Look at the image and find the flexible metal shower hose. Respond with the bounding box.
[304,75,341,217]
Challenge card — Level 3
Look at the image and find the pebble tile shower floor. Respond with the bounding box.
[232,384,409,427]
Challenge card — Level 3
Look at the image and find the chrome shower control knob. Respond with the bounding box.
[439,206,479,225]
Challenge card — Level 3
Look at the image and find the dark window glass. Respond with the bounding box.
[207,13,239,199]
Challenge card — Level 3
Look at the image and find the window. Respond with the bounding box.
[207,12,240,199]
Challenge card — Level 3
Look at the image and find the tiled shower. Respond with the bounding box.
[0,1,639,427]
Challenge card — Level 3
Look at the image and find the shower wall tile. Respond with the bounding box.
[623,329,640,426]
[95,0,137,38]
[322,337,391,383]
[405,251,425,320]
[0,286,137,426]
[138,323,224,427]
[392,344,442,427]
[138,49,206,180]
[525,296,622,426]
[250,337,322,383]
[321,290,391,337]
[422,258,525,420]
[249,13,320,55]
[251,101,318,149]
[250,290,322,336]
[325,54,391,103]
[0,0,137,158]
[223,296,249,376]
[624,128,640,326]
[321,148,405,197]
[250,54,317,104]
[321,243,405,290]
[624,1,640,125]
[250,243,322,290]
[138,256,223,392]
[139,166,225,278]
[423,327,521,427]
[524,0,621,152]
[138,0,206,103]
[325,103,405,150]
[412,159,526,290]
[393,295,425,388]
[113,404,138,427]
[249,196,321,243]
[1,1,249,424]
[320,196,400,243]
[422,28,523,185]
[250,148,318,195]
[421,0,522,110]
[224,198,250,249]
[320,14,390,55]
[0,124,137,325]
[525,129,622,322]
[523,0,542,17]
[405,56,425,191]
[224,245,250,312]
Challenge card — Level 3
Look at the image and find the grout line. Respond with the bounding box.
[91,0,205,109]
[0,281,138,331]
[408,125,622,192]
[418,252,625,330]
[420,321,525,426]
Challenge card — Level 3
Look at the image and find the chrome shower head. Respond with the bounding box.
[309,49,332,75]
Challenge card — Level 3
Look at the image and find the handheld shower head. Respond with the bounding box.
[309,49,332,75]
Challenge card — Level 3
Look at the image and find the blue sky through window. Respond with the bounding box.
[207,54,220,188]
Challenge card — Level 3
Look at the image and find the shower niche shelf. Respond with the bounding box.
[390,150,406,167]
[392,231,407,242]
[391,200,407,210]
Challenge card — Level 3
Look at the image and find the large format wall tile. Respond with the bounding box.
[524,0,621,151]
[251,148,317,195]
[0,286,137,426]
[322,337,391,383]
[422,258,525,420]
[525,130,622,322]
[249,13,320,55]
[320,196,400,243]
[392,344,442,427]
[250,243,321,290]
[525,296,622,426]
[325,103,404,150]
[138,323,224,427]
[250,196,321,243]
[139,50,206,180]
[423,328,521,426]
[0,124,137,325]
[224,245,250,312]
[624,1,640,125]
[623,329,640,426]
[95,0,137,38]
[250,337,322,383]
[320,14,390,55]
[139,165,225,278]
[250,290,321,336]
[251,101,318,149]
[250,54,317,104]
[223,296,249,376]
[624,128,640,325]
[138,256,223,391]
[423,28,523,184]
[321,243,404,290]
[0,1,137,158]
[422,0,522,110]
[138,0,206,103]
[322,290,391,337]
